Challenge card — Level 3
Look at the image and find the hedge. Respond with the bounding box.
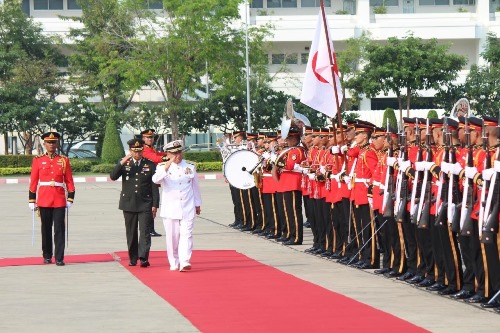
[0,151,222,176]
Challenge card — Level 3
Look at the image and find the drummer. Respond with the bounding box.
[227,131,247,229]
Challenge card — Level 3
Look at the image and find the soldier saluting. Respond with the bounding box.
[28,132,75,266]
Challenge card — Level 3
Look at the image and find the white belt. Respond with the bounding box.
[262,174,273,177]
[354,178,369,183]
[373,181,381,187]
[39,181,64,187]
[283,170,303,174]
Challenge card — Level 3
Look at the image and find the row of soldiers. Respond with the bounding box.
[224,114,500,312]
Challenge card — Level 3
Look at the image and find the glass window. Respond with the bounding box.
[271,54,285,65]
[68,0,81,9]
[22,0,30,15]
[34,0,64,10]
[267,0,298,8]
[301,53,309,65]
[419,0,449,5]
[148,0,164,9]
[282,0,297,7]
[285,53,298,64]
[302,0,331,7]
[250,0,264,8]
[369,0,399,6]
[34,0,48,10]
[49,0,63,9]
[453,0,474,4]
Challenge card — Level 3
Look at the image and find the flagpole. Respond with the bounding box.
[320,0,344,144]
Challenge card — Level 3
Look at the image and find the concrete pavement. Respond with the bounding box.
[0,178,499,332]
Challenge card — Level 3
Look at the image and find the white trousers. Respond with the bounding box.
[162,218,194,270]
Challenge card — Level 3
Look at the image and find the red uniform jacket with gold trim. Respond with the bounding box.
[29,154,75,208]
[348,143,378,205]
[275,146,306,193]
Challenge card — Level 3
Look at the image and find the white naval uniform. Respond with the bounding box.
[152,160,202,270]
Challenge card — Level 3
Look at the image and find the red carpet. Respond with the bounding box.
[118,250,428,333]
[0,253,115,266]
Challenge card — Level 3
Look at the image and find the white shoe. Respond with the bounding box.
[170,266,179,271]
[179,264,191,272]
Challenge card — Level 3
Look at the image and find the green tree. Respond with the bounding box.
[0,0,64,154]
[382,108,398,130]
[101,116,125,164]
[126,0,271,138]
[337,31,372,111]
[427,109,439,119]
[65,0,142,148]
[353,34,466,127]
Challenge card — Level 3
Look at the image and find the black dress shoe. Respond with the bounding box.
[451,290,475,300]
[480,300,500,309]
[305,247,317,253]
[495,307,500,314]
[140,260,150,268]
[55,261,65,266]
[266,233,280,239]
[397,272,414,281]
[241,226,253,232]
[385,271,403,278]
[304,221,311,228]
[438,288,458,296]
[374,267,391,275]
[331,252,343,259]
[150,231,162,237]
[416,278,435,288]
[407,275,424,284]
[465,294,488,304]
[128,261,137,266]
[251,228,262,234]
[357,262,375,269]
[426,282,447,292]
[284,240,302,245]
[320,251,334,257]
[43,258,52,264]
[313,248,326,255]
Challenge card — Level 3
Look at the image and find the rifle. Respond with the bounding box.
[417,118,433,229]
[478,119,491,239]
[482,111,500,235]
[410,118,423,224]
[460,117,475,236]
[395,127,409,223]
[449,138,463,233]
[435,118,450,226]
[382,124,395,218]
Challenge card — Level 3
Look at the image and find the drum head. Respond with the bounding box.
[223,150,259,189]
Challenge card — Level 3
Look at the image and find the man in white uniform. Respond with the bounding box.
[152,140,202,271]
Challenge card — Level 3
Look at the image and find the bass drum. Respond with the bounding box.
[224,150,260,189]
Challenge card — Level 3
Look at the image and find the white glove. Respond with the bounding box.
[302,167,309,175]
[387,156,397,167]
[28,203,37,211]
[66,201,72,209]
[340,145,348,153]
[440,161,450,174]
[262,151,270,159]
[495,160,500,173]
[293,163,302,172]
[308,173,315,180]
[424,161,434,171]
[415,161,425,171]
[319,166,326,174]
[451,162,463,175]
[482,168,495,181]
[368,197,373,208]
[343,175,351,184]
[399,160,411,172]
[331,173,340,182]
[331,145,340,154]
[464,166,478,180]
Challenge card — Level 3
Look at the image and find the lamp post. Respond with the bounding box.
[245,0,251,132]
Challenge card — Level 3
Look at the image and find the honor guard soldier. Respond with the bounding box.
[110,138,160,268]
[347,122,379,269]
[272,126,306,245]
[29,132,75,266]
[141,128,166,237]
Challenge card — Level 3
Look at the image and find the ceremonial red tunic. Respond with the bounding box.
[142,145,166,165]
[348,143,378,205]
[29,154,75,208]
[275,146,306,192]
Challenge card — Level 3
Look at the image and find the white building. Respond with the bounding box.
[2,0,499,153]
